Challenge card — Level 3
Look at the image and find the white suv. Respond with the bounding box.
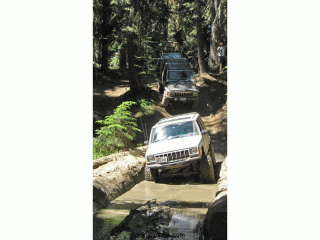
[144,112,216,183]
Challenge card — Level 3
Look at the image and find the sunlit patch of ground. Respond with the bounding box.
[104,85,130,97]
[202,104,227,134]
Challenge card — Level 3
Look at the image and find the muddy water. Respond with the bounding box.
[94,180,218,239]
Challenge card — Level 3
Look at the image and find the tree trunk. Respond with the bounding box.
[101,0,111,75]
[197,0,207,74]
[127,33,138,92]
[101,39,109,75]
[119,48,127,70]
[209,0,227,70]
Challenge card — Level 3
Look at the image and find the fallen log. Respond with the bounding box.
[93,153,146,213]
[93,147,147,169]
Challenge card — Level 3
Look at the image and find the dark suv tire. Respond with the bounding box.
[158,82,164,94]
[192,99,199,108]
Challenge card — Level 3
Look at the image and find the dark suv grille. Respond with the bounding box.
[172,92,193,97]
[155,149,190,161]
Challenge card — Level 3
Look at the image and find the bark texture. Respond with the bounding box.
[209,0,227,70]
[101,0,112,74]
[127,33,138,92]
[197,0,208,73]
[93,147,147,213]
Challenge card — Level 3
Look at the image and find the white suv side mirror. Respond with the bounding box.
[201,130,209,135]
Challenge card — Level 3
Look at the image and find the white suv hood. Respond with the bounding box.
[146,135,201,156]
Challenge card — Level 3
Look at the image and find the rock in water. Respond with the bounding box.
[110,199,173,239]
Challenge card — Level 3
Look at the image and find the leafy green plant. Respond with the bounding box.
[93,101,141,159]
[138,99,155,115]
[109,51,120,69]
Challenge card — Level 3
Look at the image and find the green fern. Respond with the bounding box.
[138,99,155,115]
[93,101,141,159]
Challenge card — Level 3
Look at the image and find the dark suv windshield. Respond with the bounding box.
[161,53,181,59]
[167,70,193,81]
[151,121,199,143]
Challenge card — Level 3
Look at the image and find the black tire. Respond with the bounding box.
[192,99,199,108]
[209,143,217,166]
[199,148,215,183]
[158,82,164,94]
[145,168,159,182]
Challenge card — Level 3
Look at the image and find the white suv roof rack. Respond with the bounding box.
[156,112,199,126]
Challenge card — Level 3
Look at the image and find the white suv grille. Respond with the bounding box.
[155,149,190,161]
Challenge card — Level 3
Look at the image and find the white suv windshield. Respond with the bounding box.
[167,70,193,81]
[151,121,199,143]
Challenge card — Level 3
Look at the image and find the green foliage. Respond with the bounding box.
[93,101,141,159]
[138,99,155,115]
[109,51,120,69]
[111,0,130,5]
[94,0,226,74]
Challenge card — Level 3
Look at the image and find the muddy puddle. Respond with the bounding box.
[94,180,218,239]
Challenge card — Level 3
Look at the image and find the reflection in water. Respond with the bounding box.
[93,217,123,240]
[168,213,204,240]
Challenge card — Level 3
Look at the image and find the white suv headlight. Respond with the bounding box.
[147,155,155,161]
[189,147,199,155]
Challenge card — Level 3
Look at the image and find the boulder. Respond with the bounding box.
[109,199,173,239]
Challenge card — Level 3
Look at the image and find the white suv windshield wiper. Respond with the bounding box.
[166,135,181,140]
